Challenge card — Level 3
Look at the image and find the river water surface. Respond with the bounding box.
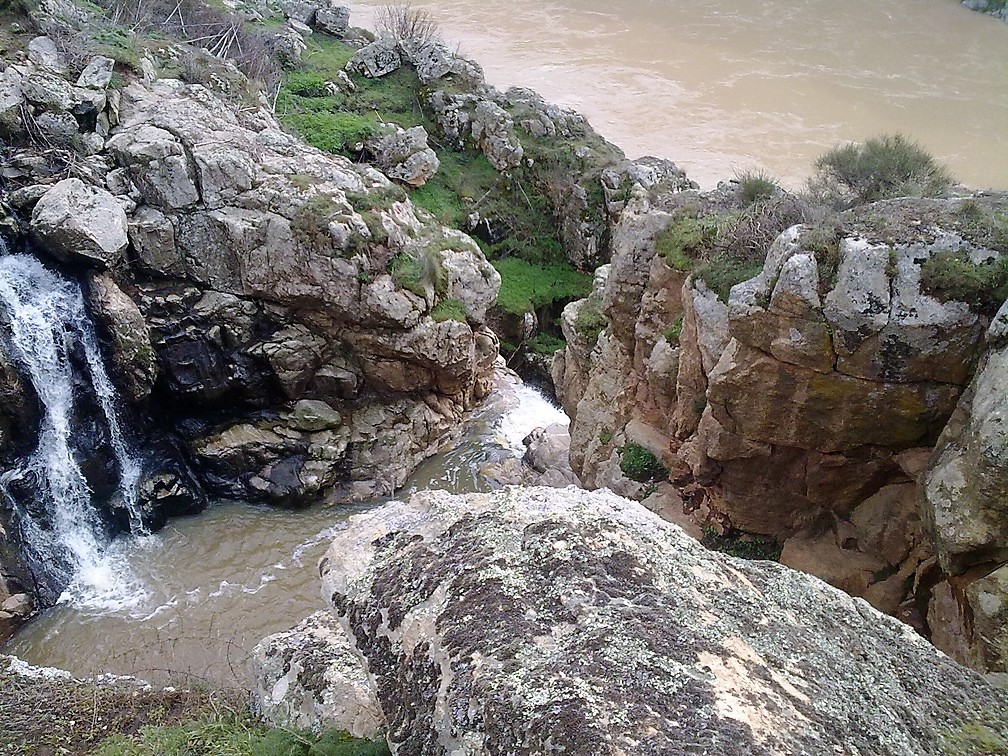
[3,373,568,686]
[349,0,1008,190]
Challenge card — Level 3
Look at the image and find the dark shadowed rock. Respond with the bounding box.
[320,486,1008,755]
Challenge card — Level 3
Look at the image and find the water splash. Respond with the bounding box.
[0,251,145,604]
[495,381,569,453]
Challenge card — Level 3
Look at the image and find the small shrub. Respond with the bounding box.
[391,246,446,304]
[598,430,613,445]
[663,315,684,345]
[375,1,440,43]
[656,215,716,271]
[430,298,467,322]
[527,332,566,355]
[701,527,782,561]
[808,133,954,208]
[693,255,762,303]
[920,250,1008,314]
[618,443,667,483]
[573,296,607,347]
[735,168,778,206]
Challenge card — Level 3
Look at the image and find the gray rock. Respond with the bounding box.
[34,111,78,147]
[250,611,382,738]
[313,4,350,35]
[288,399,342,432]
[345,38,401,78]
[31,178,128,268]
[369,125,439,187]
[76,55,115,89]
[27,36,66,74]
[470,100,523,171]
[321,487,1008,755]
[87,273,158,402]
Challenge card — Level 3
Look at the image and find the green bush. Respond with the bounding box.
[573,296,607,347]
[808,133,954,208]
[920,250,1008,314]
[618,443,667,483]
[693,255,762,303]
[735,168,778,206]
[663,315,684,345]
[492,258,592,315]
[701,528,782,561]
[527,332,566,355]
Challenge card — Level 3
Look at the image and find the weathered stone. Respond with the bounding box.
[87,274,158,402]
[345,38,401,78]
[922,345,1008,575]
[288,399,342,432]
[470,100,523,171]
[250,611,382,738]
[313,4,350,35]
[369,125,439,187]
[321,487,1008,755]
[31,178,128,268]
[77,56,115,89]
[966,565,1008,672]
[27,36,66,74]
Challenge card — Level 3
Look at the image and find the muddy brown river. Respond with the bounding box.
[349,0,1008,190]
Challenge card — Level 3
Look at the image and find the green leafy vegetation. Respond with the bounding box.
[430,297,467,322]
[664,315,684,345]
[701,528,782,561]
[941,720,1008,756]
[618,443,667,483]
[492,258,592,316]
[735,168,778,206]
[598,430,614,445]
[573,296,607,347]
[527,332,566,355]
[655,215,718,271]
[808,133,954,209]
[920,250,1008,314]
[694,255,763,302]
[391,246,447,303]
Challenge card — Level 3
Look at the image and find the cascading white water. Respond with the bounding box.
[0,249,145,604]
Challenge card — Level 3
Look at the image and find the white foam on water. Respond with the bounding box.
[495,383,569,454]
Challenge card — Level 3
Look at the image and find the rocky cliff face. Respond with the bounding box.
[555,189,1008,672]
[0,26,500,609]
[252,486,1008,754]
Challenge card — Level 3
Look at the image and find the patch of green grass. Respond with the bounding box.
[920,250,1008,314]
[282,111,382,155]
[664,315,684,345]
[656,215,717,271]
[94,713,390,756]
[492,258,592,315]
[694,255,763,303]
[430,297,467,322]
[701,527,782,561]
[598,430,613,445]
[618,442,667,483]
[957,201,1008,255]
[941,720,1008,755]
[391,246,447,303]
[809,133,955,209]
[527,332,566,355]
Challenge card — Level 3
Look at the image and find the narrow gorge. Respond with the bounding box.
[0,0,1006,753]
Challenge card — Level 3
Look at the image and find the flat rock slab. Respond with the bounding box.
[321,486,1008,755]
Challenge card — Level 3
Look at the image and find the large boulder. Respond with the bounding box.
[320,487,1008,755]
[30,179,128,267]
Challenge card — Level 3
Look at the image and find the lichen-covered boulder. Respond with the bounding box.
[250,611,382,739]
[369,125,439,188]
[30,178,128,267]
[320,486,1008,755]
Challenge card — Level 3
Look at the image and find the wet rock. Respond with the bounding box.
[250,611,382,738]
[87,273,157,402]
[31,178,128,268]
[321,487,1008,755]
[288,399,342,432]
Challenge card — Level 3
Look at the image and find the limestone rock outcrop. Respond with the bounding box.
[250,611,382,739]
[318,486,1008,754]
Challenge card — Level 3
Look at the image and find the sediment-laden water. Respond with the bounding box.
[2,373,567,686]
[349,0,1008,190]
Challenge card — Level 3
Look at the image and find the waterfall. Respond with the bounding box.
[0,248,146,603]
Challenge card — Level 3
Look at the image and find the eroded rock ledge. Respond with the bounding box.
[299,486,1008,755]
